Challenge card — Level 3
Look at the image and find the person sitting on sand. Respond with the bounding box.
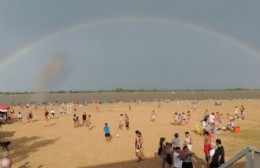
[104,123,111,142]
[226,119,235,131]
[178,114,183,125]
[151,110,156,122]
[182,112,187,125]
[173,112,179,125]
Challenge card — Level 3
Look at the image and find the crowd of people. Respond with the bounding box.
[158,132,194,168]
[0,101,249,168]
[158,131,225,168]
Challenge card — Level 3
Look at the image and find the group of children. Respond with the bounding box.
[200,105,246,137]
[118,113,130,130]
[172,111,191,126]
[72,112,92,128]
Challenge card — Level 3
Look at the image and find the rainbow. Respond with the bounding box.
[1,16,260,70]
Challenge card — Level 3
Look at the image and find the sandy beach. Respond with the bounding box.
[0,98,259,168]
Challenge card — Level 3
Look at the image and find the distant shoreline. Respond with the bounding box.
[1,88,260,95]
[0,90,260,105]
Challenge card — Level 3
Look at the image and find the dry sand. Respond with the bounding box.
[1,99,260,168]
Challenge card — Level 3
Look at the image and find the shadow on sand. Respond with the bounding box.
[18,161,44,168]
[9,136,59,167]
[0,131,16,139]
[78,152,208,168]
[78,152,245,168]
[10,136,60,164]
[1,130,60,167]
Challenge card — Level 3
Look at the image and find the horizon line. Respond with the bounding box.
[1,88,260,94]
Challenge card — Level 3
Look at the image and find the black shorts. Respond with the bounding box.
[166,157,172,165]
[125,122,129,128]
[105,133,110,137]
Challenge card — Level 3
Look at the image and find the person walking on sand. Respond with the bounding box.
[203,130,211,168]
[158,137,167,168]
[125,114,130,130]
[27,111,33,123]
[234,106,239,119]
[240,105,245,120]
[82,112,87,126]
[151,110,156,122]
[44,110,49,124]
[128,104,132,111]
[50,109,55,118]
[118,114,124,129]
[18,112,22,122]
[86,115,92,129]
[104,123,111,142]
[187,111,191,124]
[135,130,144,162]
[95,105,99,112]
[183,131,193,151]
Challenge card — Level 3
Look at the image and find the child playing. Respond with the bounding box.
[151,110,156,122]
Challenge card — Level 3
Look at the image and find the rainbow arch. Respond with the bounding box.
[1,16,260,70]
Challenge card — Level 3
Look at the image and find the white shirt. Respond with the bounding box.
[173,152,183,168]
[235,108,239,114]
[18,114,22,118]
[209,115,215,123]
[210,148,216,157]
[174,114,178,120]
[202,121,206,129]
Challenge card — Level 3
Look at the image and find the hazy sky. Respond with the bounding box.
[0,0,260,91]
